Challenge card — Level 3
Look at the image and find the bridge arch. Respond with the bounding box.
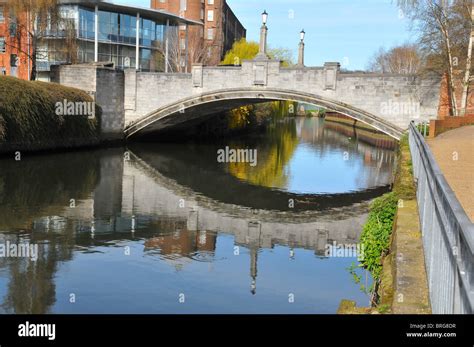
[124,88,405,140]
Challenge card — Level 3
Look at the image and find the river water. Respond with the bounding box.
[0,117,396,313]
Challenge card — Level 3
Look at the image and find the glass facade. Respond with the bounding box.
[77,7,166,71]
[38,4,179,74]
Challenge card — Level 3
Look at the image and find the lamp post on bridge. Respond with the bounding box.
[255,10,270,60]
[298,29,305,67]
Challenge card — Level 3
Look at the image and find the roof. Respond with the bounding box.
[59,0,203,26]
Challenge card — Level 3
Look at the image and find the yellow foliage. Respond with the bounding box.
[227,123,299,189]
[228,106,253,129]
[221,39,259,66]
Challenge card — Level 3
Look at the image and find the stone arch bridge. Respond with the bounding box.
[52,60,442,140]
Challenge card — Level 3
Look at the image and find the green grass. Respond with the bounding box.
[0,76,101,151]
[416,123,430,136]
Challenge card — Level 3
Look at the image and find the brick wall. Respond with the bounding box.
[151,0,246,66]
[429,115,474,137]
[438,71,474,118]
[0,3,31,80]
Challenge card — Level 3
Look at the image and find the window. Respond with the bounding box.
[207,10,214,21]
[0,6,4,23]
[180,38,186,50]
[207,28,214,40]
[180,0,187,12]
[0,37,5,54]
[10,54,18,67]
[9,19,17,36]
[208,0,214,4]
[200,9,204,20]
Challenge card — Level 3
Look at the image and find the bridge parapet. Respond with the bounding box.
[50,61,442,140]
[123,59,440,139]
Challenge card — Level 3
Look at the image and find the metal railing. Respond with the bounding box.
[409,122,474,314]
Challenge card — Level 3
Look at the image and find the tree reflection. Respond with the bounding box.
[0,151,101,313]
[227,119,299,189]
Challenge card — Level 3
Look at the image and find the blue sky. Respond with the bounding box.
[115,0,417,70]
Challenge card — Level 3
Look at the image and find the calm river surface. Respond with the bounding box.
[0,117,396,313]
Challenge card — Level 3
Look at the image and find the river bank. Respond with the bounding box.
[324,113,397,149]
[338,134,431,314]
[0,77,102,154]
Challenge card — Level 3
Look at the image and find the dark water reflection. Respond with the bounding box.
[0,117,395,313]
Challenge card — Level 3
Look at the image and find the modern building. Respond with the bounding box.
[151,0,246,66]
[0,0,202,81]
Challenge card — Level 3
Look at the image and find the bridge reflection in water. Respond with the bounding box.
[0,117,396,313]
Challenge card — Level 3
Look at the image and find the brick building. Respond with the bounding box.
[151,0,246,66]
[0,1,32,80]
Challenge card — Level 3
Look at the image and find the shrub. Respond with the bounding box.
[416,122,430,136]
[359,192,398,282]
[0,76,101,151]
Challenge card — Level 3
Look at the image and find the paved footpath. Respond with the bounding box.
[427,126,474,222]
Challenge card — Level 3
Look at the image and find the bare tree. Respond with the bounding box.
[61,13,79,65]
[187,26,217,67]
[460,3,473,115]
[164,26,184,73]
[186,27,207,66]
[398,0,472,116]
[368,43,422,74]
[164,18,226,72]
[4,0,61,80]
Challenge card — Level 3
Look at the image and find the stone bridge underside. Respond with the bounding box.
[123,60,442,140]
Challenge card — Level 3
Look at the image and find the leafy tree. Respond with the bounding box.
[268,47,295,67]
[220,38,295,66]
[220,39,259,65]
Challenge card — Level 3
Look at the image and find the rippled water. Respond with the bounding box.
[0,117,396,313]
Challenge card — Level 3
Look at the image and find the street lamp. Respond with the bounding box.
[300,29,306,42]
[256,10,270,60]
[298,29,305,67]
[262,10,268,25]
